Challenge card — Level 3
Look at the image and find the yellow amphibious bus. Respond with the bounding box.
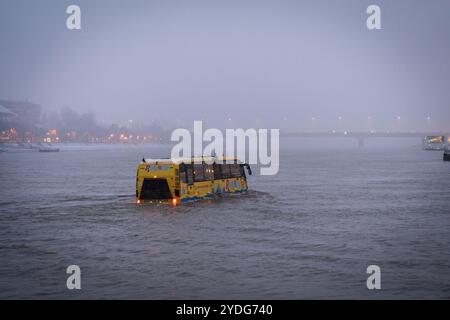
[136,157,252,204]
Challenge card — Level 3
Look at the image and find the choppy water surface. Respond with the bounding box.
[1,140,450,299]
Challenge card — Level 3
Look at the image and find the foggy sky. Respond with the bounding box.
[1,0,449,131]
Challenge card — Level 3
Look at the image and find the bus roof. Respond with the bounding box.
[142,156,243,164]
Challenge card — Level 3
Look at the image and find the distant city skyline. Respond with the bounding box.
[0,98,445,134]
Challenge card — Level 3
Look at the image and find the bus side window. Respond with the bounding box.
[213,163,222,180]
[221,164,231,179]
[230,164,241,177]
[204,164,213,180]
[239,164,246,178]
[193,164,205,182]
[179,171,186,183]
[179,164,187,183]
[186,164,194,185]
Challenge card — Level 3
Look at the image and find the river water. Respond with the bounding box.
[0,138,449,299]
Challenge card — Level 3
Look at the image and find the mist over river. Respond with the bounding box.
[0,138,449,299]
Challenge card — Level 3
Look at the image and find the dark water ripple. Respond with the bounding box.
[0,143,450,299]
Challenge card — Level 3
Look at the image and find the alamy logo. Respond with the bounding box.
[171,121,279,175]
[66,265,81,290]
[66,5,81,30]
[366,5,381,30]
[366,265,381,290]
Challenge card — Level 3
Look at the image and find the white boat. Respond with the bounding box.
[423,136,446,150]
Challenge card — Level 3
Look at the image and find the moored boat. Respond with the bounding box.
[39,146,60,152]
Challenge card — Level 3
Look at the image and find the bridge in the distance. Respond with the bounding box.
[282,131,449,148]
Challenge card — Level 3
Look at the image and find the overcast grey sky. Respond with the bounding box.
[0,0,449,131]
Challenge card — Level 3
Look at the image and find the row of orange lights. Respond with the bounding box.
[136,198,177,206]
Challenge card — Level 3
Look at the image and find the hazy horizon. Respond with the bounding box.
[1,0,449,132]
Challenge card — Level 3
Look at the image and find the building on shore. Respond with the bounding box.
[0,99,42,133]
[0,104,16,123]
